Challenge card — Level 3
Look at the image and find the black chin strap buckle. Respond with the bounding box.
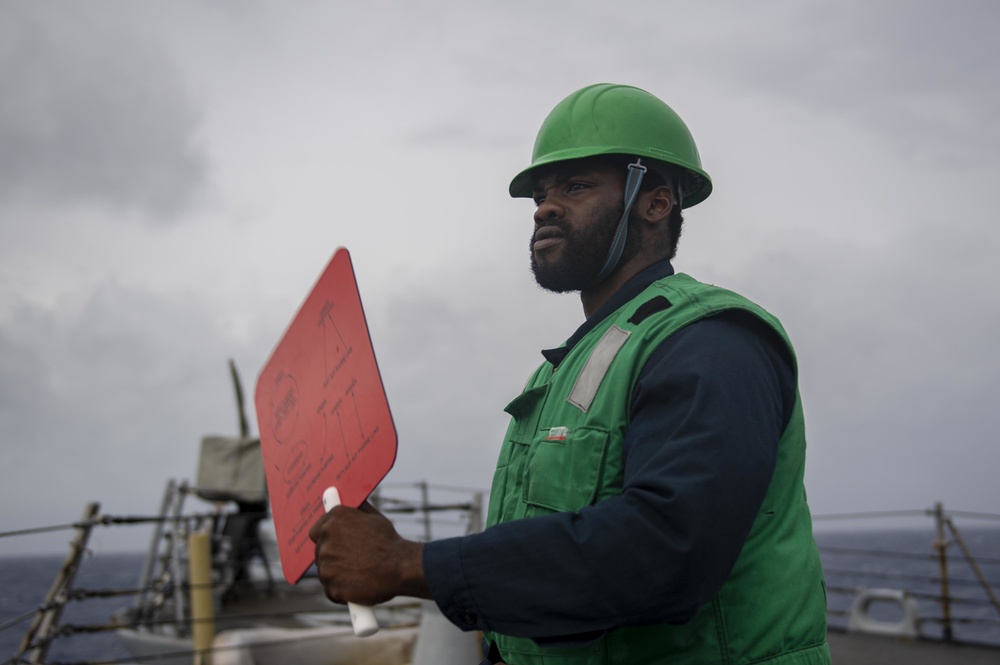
[624,158,647,210]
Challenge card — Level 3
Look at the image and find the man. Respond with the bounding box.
[310,83,831,664]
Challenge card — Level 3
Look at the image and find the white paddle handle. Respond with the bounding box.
[322,487,380,637]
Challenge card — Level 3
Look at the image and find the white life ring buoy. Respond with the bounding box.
[846,587,921,639]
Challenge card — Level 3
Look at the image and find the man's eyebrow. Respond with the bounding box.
[531,168,584,194]
[531,174,558,197]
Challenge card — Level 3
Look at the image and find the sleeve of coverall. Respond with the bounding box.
[422,311,795,639]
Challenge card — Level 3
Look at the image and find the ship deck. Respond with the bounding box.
[826,629,1000,664]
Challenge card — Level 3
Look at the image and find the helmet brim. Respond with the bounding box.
[509,149,712,208]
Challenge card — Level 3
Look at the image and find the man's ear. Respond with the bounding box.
[637,185,674,224]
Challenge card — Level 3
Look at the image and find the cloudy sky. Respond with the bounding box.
[2,1,999,555]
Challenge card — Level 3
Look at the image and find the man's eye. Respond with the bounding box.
[567,182,589,192]
[533,196,545,206]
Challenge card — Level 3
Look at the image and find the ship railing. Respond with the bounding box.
[813,502,1000,645]
[0,481,485,665]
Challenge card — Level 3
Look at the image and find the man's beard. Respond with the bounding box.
[530,201,637,293]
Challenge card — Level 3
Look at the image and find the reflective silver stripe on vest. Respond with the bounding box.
[567,325,631,412]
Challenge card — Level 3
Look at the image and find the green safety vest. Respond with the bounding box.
[484,274,830,665]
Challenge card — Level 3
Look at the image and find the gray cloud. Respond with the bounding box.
[0,4,209,218]
[701,1,1000,165]
[0,281,267,553]
[405,121,525,150]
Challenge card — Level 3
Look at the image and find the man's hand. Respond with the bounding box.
[308,502,431,606]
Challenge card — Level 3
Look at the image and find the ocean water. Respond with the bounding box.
[2,529,999,662]
[0,552,143,663]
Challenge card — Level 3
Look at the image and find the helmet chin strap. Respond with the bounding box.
[587,158,647,288]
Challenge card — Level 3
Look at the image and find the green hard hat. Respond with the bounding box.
[509,83,712,207]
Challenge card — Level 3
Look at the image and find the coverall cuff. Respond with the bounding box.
[422,536,486,632]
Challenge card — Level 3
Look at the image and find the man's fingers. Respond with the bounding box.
[308,511,331,542]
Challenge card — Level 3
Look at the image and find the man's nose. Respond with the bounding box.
[534,196,564,225]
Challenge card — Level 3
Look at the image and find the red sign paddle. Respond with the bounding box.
[254,248,397,601]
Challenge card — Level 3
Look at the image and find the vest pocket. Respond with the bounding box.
[523,426,610,514]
